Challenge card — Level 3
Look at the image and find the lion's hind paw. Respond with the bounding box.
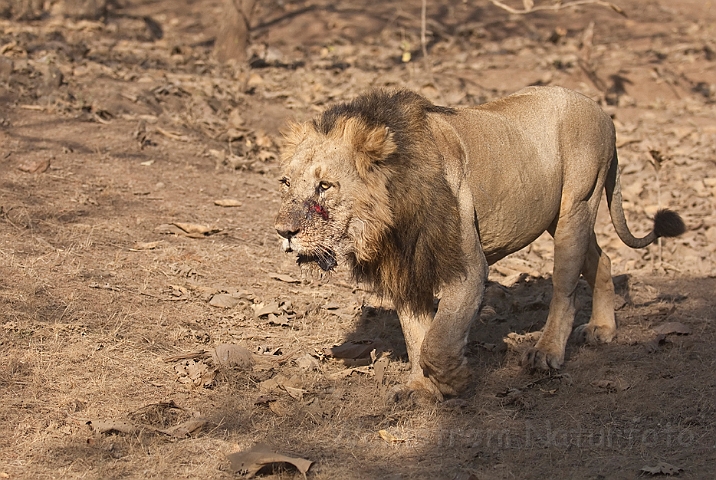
[572,323,616,345]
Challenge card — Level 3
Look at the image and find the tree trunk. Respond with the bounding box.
[214,0,258,63]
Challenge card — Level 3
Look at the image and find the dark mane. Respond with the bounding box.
[317,90,464,315]
[314,90,456,155]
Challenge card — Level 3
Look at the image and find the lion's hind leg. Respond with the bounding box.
[523,204,594,371]
[573,233,617,344]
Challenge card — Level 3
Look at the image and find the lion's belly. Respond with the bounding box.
[472,161,561,265]
[477,204,557,265]
[472,150,563,264]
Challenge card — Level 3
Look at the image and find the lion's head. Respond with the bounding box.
[275,90,465,314]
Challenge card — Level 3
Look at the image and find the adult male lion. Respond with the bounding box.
[274,86,684,399]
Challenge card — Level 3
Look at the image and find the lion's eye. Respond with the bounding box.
[279,177,290,187]
[318,181,332,192]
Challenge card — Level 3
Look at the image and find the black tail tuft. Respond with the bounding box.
[653,209,686,238]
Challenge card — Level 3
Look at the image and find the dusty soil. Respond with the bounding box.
[1,0,715,478]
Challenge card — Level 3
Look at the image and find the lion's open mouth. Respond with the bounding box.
[297,250,337,271]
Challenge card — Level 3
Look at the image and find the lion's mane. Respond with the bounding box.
[312,90,466,315]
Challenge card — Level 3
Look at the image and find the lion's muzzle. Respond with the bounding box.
[275,208,338,271]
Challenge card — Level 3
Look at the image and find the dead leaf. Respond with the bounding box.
[259,377,282,393]
[211,344,254,369]
[129,241,162,251]
[255,130,273,149]
[653,322,691,335]
[378,429,405,444]
[169,285,188,297]
[326,365,372,380]
[641,462,683,475]
[267,314,290,327]
[477,342,498,352]
[227,444,313,478]
[253,302,283,318]
[269,273,300,284]
[227,108,245,129]
[247,73,263,88]
[154,224,185,235]
[214,198,242,207]
[175,360,216,388]
[18,157,51,173]
[324,340,382,360]
[283,385,306,401]
[158,417,208,438]
[268,399,291,416]
[209,293,241,308]
[172,222,221,237]
[496,387,523,398]
[497,271,526,287]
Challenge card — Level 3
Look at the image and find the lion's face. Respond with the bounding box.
[275,133,357,271]
[275,118,396,271]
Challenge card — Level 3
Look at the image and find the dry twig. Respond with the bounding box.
[421,0,428,59]
[488,0,625,16]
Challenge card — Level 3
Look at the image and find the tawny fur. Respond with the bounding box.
[275,87,685,399]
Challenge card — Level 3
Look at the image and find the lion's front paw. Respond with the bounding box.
[419,356,471,397]
[387,376,444,404]
[572,323,616,345]
[521,346,563,371]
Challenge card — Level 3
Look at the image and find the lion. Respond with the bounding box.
[274,86,685,400]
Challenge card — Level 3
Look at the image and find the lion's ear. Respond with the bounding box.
[342,118,397,175]
[281,121,311,163]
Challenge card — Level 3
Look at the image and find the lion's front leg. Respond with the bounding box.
[390,308,445,401]
[419,258,487,397]
[418,203,488,398]
[392,262,485,401]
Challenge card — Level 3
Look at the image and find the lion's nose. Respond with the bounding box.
[276,226,300,240]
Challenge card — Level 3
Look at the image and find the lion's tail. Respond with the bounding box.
[605,149,685,249]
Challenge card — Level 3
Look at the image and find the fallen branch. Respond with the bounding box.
[488,0,625,16]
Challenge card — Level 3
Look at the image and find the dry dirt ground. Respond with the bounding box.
[1,0,715,478]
